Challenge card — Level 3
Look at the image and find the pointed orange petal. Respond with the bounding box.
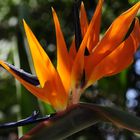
[23,21,68,110]
[86,38,134,88]
[85,20,140,88]
[71,0,103,89]
[80,2,88,37]
[87,0,103,52]
[85,2,140,79]
[91,2,139,65]
[23,20,57,88]
[52,8,71,94]
[0,61,67,111]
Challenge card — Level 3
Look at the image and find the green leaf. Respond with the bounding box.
[81,103,140,133]
[19,103,140,140]
[19,104,99,140]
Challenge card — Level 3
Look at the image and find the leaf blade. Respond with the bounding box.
[20,103,140,139]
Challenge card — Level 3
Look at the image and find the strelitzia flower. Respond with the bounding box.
[0,0,140,111]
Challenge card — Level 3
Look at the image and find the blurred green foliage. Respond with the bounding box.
[0,0,140,139]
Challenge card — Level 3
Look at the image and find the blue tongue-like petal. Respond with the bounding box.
[0,111,55,128]
[4,62,40,86]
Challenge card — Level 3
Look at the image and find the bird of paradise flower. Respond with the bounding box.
[0,0,140,112]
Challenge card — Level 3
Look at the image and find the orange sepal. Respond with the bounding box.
[85,2,140,79]
[80,2,88,37]
[87,0,103,52]
[85,20,140,88]
[0,61,67,111]
[52,8,71,94]
[23,20,57,88]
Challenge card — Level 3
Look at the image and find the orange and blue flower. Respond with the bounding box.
[0,0,140,111]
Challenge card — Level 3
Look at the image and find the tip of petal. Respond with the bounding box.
[22,19,26,26]
[22,19,25,23]
[52,7,57,19]
[51,7,55,13]
[81,1,84,7]
[23,19,29,31]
